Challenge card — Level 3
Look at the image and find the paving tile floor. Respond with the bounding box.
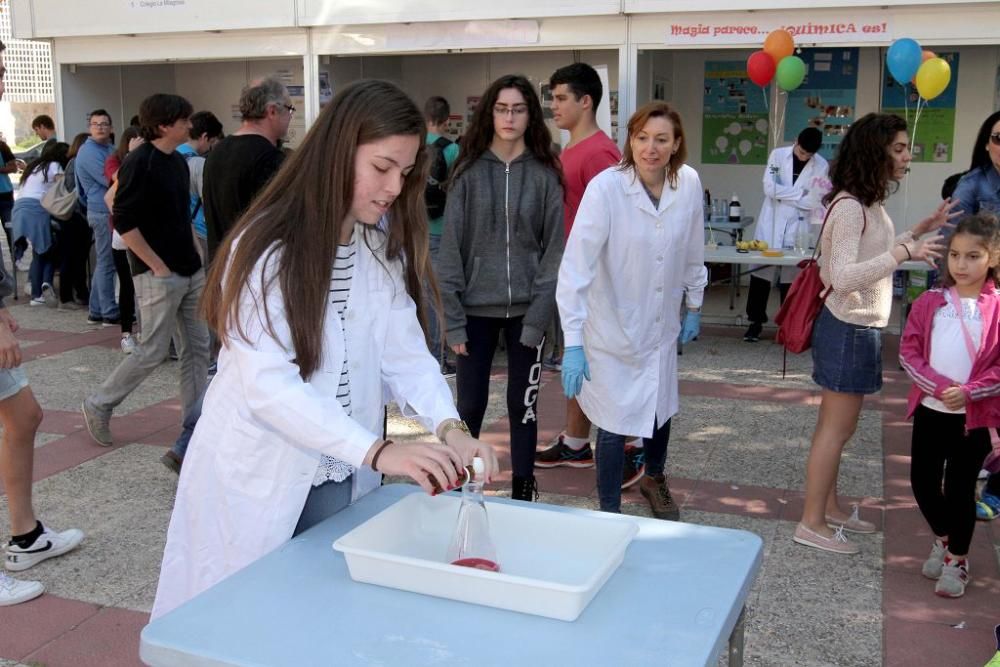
[0,286,998,666]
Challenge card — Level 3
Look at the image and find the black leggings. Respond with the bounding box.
[910,405,992,555]
[58,213,91,304]
[112,249,134,334]
[745,275,791,325]
[456,315,543,478]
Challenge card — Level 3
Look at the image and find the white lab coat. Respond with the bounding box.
[151,225,460,619]
[753,145,830,282]
[557,165,708,438]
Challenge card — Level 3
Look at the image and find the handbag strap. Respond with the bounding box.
[948,286,979,362]
[813,195,867,262]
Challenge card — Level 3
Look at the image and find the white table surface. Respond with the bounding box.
[140,484,763,667]
[704,245,930,273]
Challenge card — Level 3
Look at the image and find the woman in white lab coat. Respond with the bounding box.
[151,80,498,619]
[557,102,707,521]
[743,127,830,341]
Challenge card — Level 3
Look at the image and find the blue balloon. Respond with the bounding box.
[886,38,922,84]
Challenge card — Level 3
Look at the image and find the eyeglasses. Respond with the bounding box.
[990,133,1000,146]
[493,105,528,118]
[90,122,111,129]
[283,104,296,115]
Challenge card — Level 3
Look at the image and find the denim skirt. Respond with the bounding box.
[811,306,883,394]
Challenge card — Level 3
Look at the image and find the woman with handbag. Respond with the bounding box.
[794,113,956,555]
[12,141,68,307]
[55,133,92,309]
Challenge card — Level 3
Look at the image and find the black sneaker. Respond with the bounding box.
[441,361,457,379]
[534,436,594,468]
[621,444,645,489]
[743,322,763,342]
[87,315,103,325]
[102,317,121,328]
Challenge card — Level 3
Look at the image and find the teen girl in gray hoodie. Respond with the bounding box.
[437,74,565,501]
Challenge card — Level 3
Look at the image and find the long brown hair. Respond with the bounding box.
[202,79,435,380]
[824,112,906,207]
[619,102,687,190]
[449,74,562,185]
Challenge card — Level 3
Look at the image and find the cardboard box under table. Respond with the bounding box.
[141,484,763,667]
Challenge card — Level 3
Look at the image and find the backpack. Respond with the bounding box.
[181,151,202,222]
[774,196,866,364]
[424,136,452,219]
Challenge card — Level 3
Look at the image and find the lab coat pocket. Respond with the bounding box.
[216,418,282,500]
[587,304,640,358]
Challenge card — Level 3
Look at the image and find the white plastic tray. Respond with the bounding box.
[333,492,638,621]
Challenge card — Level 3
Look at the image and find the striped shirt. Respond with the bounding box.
[313,241,357,486]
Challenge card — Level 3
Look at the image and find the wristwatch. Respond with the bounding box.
[436,418,471,443]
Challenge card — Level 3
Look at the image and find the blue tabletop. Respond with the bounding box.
[141,485,763,667]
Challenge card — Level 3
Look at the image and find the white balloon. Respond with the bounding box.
[715,136,729,150]
[727,122,742,135]
[739,139,753,155]
[755,118,769,133]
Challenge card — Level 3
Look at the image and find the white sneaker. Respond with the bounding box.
[0,571,43,606]
[922,539,947,579]
[120,333,137,355]
[29,297,45,306]
[5,525,85,572]
[41,282,58,308]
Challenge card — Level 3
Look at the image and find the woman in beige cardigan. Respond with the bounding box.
[793,113,958,555]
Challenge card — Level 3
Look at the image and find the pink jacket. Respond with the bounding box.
[899,282,1000,430]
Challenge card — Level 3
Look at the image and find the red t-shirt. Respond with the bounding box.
[560,131,621,237]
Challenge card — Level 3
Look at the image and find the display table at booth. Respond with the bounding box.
[140,484,763,667]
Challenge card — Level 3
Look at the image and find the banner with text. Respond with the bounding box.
[668,18,892,46]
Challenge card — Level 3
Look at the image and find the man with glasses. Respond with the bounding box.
[77,109,120,326]
[203,77,289,263]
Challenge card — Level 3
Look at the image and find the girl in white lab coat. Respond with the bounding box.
[557,102,707,520]
[743,127,830,341]
[151,80,498,619]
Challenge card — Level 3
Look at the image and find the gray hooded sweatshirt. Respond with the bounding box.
[437,149,564,348]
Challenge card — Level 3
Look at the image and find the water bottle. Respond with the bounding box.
[728,193,742,222]
[794,214,809,254]
[446,458,500,572]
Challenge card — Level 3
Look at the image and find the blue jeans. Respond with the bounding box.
[28,250,55,298]
[171,382,206,459]
[87,212,119,320]
[424,233,444,364]
[292,478,353,536]
[595,418,671,513]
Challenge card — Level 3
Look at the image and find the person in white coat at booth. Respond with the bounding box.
[743,127,829,342]
[151,80,498,620]
[557,101,707,521]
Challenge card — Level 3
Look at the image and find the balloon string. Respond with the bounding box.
[903,95,924,230]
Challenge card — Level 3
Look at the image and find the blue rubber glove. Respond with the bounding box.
[560,346,591,399]
[679,310,701,344]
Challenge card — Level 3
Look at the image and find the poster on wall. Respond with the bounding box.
[446,114,465,138]
[882,52,959,162]
[782,48,858,160]
[702,61,769,165]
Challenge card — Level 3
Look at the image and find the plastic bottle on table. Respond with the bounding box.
[446,457,500,572]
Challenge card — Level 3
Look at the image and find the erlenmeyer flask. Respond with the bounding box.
[446,458,500,572]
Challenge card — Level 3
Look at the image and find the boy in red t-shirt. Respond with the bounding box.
[535,64,644,488]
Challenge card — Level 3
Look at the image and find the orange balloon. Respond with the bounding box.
[921,50,936,62]
[763,29,795,63]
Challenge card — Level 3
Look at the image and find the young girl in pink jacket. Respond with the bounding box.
[899,213,1000,598]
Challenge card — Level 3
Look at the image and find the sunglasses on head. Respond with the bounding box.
[990,133,1000,146]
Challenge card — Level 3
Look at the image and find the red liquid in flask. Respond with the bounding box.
[451,557,500,572]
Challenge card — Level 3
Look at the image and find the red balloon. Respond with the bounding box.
[747,51,776,87]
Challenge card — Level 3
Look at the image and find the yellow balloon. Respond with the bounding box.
[914,57,951,100]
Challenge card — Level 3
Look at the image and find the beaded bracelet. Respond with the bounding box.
[898,243,912,261]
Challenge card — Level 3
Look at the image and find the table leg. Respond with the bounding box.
[729,263,738,310]
[728,606,746,667]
